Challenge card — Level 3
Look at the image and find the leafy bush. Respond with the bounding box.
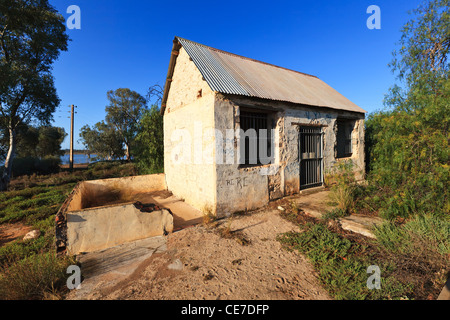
[133,105,164,174]
[10,156,61,177]
[363,0,449,219]
[365,109,449,219]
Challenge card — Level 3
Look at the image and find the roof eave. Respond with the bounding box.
[160,38,182,115]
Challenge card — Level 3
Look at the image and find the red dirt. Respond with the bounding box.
[0,223,33,246]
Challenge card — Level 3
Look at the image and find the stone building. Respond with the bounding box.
[161,37,366,217]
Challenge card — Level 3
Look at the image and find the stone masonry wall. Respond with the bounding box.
[213,94,365,216]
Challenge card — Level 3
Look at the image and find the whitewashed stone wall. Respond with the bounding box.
[164,47,217,213]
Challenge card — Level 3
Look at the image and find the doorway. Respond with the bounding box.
[299,126,323,190]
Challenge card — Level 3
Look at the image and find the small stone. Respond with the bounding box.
[23,230,40,241]
[277,206,285,211]
[168,259,183,271]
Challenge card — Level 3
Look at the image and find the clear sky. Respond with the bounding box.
[50,0,424,149]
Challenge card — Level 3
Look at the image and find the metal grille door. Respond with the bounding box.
[299,127,323,190]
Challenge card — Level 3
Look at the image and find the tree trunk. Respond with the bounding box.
[0,127,17,191]
[125,143,131,162]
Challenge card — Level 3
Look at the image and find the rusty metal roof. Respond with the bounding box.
[161,37,366,114]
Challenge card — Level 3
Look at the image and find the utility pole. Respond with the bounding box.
[69,105,76,171]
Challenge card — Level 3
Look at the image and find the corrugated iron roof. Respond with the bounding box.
[161,37,366,114]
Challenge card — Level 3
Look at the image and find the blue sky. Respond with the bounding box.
[50,0,423,149]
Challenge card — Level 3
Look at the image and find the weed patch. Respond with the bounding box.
[0,253,75,300]
[278,221,413,299]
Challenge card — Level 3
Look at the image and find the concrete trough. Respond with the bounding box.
[56,174,174,255]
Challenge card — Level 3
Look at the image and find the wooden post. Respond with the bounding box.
[69,105,75,171]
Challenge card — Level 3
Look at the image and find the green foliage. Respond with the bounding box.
[8,124,67,159]
[10,156,61,177]
[278,223,412,299]
[0,0,69,189]
[105,88,148,160]
[133,105,164,174]
[80,122,125,161]
[321,208,348,221]
[79,88,149,162]
[375,214,450,257]
[364,0,449,219]
[0,184,67,224]
[0,232,54,268]
[35,126,67,158]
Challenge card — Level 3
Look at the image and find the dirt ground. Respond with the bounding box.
[0,223,33,246]
[70,208,331,300]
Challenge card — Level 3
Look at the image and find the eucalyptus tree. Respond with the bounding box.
[105,88,147,161]
[0,0,69,190]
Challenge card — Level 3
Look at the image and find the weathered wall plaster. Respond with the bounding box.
[163,49,366,217]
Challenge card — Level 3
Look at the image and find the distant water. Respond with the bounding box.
[0,154,98,167]
[60,154,98,165]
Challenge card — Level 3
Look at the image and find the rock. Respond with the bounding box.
[338,215,384,239]
[168,259,183,271]
[23,230,40,241]
[277,206,285,211]
[438,278,450,300]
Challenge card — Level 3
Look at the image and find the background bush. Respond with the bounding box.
[9,156,61,177]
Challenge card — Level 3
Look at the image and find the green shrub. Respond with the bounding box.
[375,214,450,258]
[363,0,450,219]
[133,106,164,175]
[278,222,412,299]
[11,156,61,177]
[0,234,53,267]
[327,160,357,215]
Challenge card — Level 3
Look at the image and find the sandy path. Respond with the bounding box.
[88,208,330,300]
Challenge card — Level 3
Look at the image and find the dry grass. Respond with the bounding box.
[329,184,355,213]
[0,253,76,300]
[217,214,251,246]
[202,205,217,226]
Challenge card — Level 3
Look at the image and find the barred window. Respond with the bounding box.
[336,119,354,158]
[239,111,273,166]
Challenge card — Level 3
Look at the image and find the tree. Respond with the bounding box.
[35,126,67,158]
[134,105,164,174]
[1,124,66,159]
[365,0,449,219]
[105,88,147,161]
[79,122,125,161]
[15,124,39,158]
[0,0,69,190]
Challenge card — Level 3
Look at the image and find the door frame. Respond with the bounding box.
[299,126,324,190]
